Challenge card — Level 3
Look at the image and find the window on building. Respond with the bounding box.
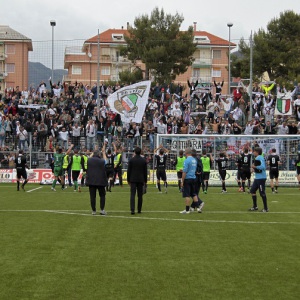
[101,66,110,76]
[212,68,221,78]
[193,36,210,43]
[5,63,15,73]
[5,82,15,89]
[112,34,124,41]
[5,44,15,54]
[213,50,222,59]
[101,48,110,56]
[192,69,200,78]
[72,65,82,75]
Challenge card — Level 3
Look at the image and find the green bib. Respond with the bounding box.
[72,155,82,171]
[176,156,186,172]
[201,156,211,172]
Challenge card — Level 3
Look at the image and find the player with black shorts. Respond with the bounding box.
[172,150,186,192]
[216,152,228,193]
[236,152,243,192]
[240,147,252,193]
[190,149,205,212]
[249,147,268,212]
[200,150,213,194]
[105,142,116,192]
[15,150,28,191]
[154,145,169,193]
[267,148,281,193]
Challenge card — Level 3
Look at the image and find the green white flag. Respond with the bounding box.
[107,81,151,123]
[275,92,292,116]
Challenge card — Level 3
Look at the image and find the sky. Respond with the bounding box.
[1,0,299,72]
[1,0,299,43]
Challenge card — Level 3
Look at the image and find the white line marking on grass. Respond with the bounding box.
[0,209,300,214]
[59,210,300,214]
[26,187,43,193]
[1,210,299,224]
[44,210,300,225]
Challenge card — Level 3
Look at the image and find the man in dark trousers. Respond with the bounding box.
[85,149,108,215]
[127,147,148,215]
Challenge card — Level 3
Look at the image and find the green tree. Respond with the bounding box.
[122,7,196,84]
[231,10,300,82]
[118,68,143,85]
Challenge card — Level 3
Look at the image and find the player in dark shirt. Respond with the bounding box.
[154,145,169,193]
[240,147,252,193]
[105,142,116,192]
[267,148,281,193]
[235,152,243,192]
[15,150,28,191]
[216,152,228,193]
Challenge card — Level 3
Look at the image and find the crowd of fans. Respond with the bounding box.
[0,78,300,156]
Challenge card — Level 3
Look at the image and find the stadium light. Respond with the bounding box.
[50,20,56,82]
[227,22,233,95]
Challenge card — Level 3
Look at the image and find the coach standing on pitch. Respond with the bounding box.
[127,147,148,215]
[249,147,268,212]
[86,149,108,215]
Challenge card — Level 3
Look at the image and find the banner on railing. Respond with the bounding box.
[0,169,298,186]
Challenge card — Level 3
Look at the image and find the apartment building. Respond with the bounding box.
[64,26,235,92]
[0,25,33,92]
[64,28,142,86]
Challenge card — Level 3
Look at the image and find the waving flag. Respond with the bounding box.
[107,81,151,123]
[275,92,292,116]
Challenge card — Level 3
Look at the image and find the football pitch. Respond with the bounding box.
[0,184,299,300]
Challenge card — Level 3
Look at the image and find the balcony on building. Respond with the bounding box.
[192,58,212,68]
[64,46,88,69]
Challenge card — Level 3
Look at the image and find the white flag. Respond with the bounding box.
[275,91,292,116]
[107,81,151,123]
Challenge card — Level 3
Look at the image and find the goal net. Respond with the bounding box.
[155,134,300,187]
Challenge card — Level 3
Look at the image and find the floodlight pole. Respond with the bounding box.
[50,20,56,82]
[227,22,233,95]
[97,29,100,113]
[249,30,253,119]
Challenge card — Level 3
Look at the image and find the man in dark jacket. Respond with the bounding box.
[127,147,148,215]
[86,149,108,215]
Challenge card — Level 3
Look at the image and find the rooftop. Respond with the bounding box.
[0,25,33,50]
[85,28,236,47]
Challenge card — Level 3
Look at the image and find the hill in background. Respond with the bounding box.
[28,62,67,88]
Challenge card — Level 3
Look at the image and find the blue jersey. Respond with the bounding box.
[183,156,197,179]
[254,155,267,179]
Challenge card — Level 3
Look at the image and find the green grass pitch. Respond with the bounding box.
[0,183,299,300]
